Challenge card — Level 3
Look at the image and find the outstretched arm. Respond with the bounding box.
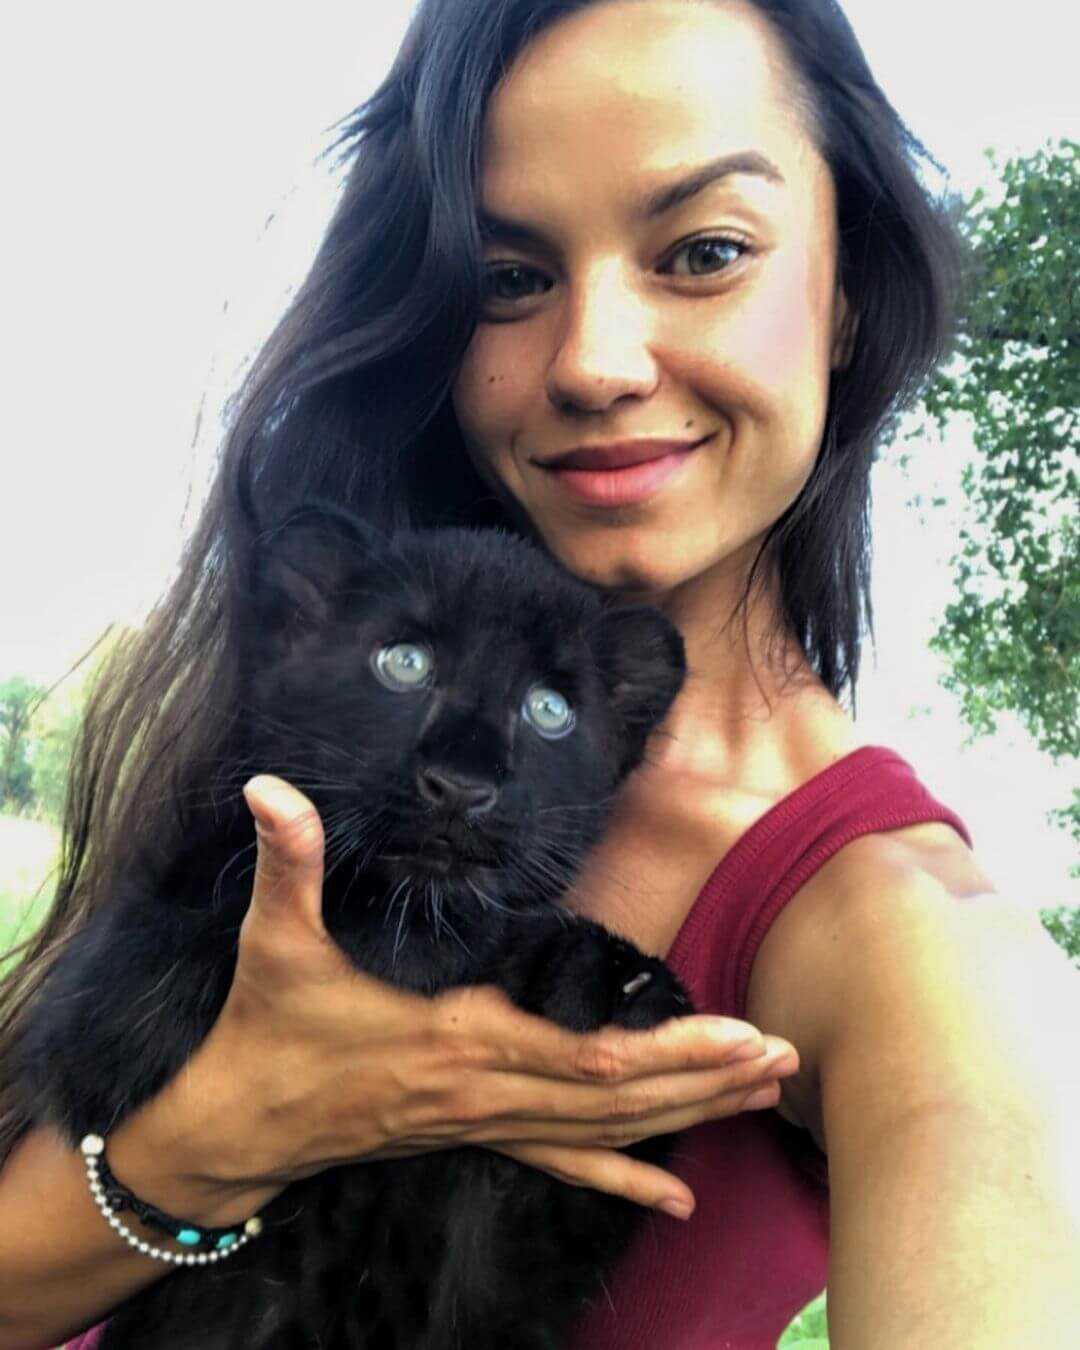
[751,826,1080,1350]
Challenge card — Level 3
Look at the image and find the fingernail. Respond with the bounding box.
[243,778,275,831]
[764,1049,799,1076]
[705,1023,765,1060]
[658,1198,694,1220]
[730,1038,767,1061]
[705,1020,752,1043]
[744,1084,780,1111]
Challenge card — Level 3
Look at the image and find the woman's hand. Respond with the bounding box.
[155,776,797,1221]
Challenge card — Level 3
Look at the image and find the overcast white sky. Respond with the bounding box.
[1,1,1077,905]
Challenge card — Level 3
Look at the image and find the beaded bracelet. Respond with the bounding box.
[80,1134,263,1267]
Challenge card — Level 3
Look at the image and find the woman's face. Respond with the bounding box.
[451,0,850,597]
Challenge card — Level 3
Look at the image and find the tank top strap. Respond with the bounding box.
[666,746,972,1019]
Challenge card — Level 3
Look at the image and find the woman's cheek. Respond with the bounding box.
[719,261,833,461]
[454,328,514,433]
[452,354,522,495]
[458,332,554,485]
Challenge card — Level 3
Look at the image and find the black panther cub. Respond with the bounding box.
[18,504,694,1350]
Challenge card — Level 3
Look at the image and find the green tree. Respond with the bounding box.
[1040,903,1080,969]
[0,676,45,813]
[1,633,113,823]
[916,139,1078,861]
[29,696,84,822]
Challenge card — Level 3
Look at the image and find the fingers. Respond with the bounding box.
[242,774,327,938]
[456,990,786,1083]
[492,1141,697,1219]
[563,1016,778,1082]
[469,1042,794,1146]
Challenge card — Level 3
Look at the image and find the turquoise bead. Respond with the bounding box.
[216,1233,238,1250]
[176,1229,202,1246]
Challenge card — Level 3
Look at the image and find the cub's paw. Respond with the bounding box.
[497,916,694,1033]
[605,939,692,1030]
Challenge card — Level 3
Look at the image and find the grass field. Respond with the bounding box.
[778,1291,829,1345]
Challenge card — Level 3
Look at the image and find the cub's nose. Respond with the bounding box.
[416,767,498,817]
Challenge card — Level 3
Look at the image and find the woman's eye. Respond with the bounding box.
[372,642,435,690]
[481,263,552,304]
[663,235,748,277]
[522,685,576,739]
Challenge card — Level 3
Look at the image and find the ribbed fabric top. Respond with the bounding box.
[565,745,971,1350]
[67,747,970,1350]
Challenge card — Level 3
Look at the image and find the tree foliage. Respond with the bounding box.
[0,676,46,813]
[28,697,84,822]
[0,632,113,823]
[915,139,1078,854]
[1039,902,1080,970]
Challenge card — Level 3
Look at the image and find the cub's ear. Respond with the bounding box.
[245,505,382,653]
[592,606,687,775]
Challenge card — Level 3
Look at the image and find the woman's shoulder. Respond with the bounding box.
[749,810,1008,1043]
[748,814,1075,1143]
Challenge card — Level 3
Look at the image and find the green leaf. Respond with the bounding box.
[914,138,1079,868]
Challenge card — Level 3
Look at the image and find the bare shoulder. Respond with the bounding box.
[745,825,1080,1343]
[746,821,1080,1147]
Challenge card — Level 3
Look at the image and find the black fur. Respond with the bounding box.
[18,506,694,1349]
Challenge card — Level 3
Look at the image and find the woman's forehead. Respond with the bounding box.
[478,0,823,214]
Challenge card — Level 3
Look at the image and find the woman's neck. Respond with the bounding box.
[621,550,859,794]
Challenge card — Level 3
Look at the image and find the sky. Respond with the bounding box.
[1,0,1077,905]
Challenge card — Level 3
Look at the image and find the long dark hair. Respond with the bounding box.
[0,0,963,1158]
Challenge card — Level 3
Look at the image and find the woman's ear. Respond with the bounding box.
[831,287,858,371]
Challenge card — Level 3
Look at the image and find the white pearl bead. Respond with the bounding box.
[81,1129,263,1268]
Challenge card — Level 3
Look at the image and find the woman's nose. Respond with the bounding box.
[545,264,660,413]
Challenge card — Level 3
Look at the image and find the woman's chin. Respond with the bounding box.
[541,537,691,598]
[536,522,763,608]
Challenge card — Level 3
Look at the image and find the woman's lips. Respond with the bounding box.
[539,439,704,507]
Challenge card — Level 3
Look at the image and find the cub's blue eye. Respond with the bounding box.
[373,643,434,690]
[522,685,575,739]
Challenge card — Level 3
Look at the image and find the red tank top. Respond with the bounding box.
[565,745,971,1350]
[67,747,970,1350]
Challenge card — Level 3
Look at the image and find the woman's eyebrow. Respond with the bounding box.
[477,213,549,250]
[636,151,786,218]
[477,151,785,248]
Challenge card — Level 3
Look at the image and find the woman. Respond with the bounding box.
[2,1,1078,1347]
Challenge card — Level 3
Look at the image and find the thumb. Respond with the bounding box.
[242,774,327,937]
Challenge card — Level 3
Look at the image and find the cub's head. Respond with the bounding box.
[240,504,685,909]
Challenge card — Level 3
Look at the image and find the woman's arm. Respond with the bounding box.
[0,1104,282,1350]
[2,776,791,1349]
[1,1021,783,1350]
[752,826,1080,1349]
